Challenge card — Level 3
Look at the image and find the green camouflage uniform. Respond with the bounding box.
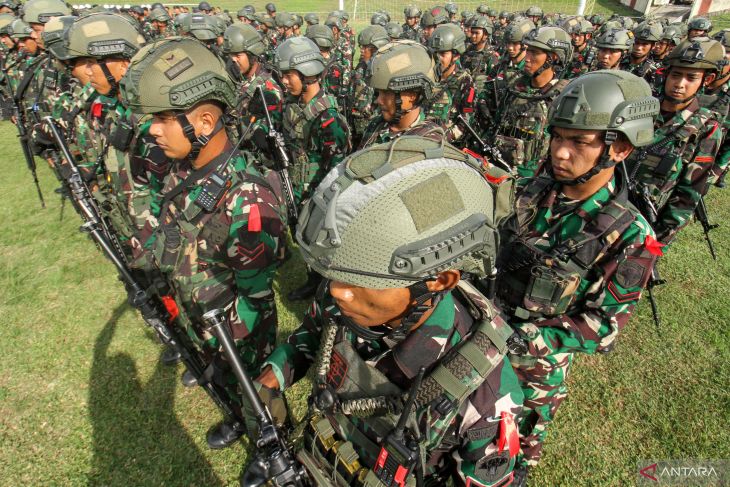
[357,110,443,150]
[349,57,377,147]
[620,56,659,87]
[236,63,284,142]
[263,287,525,486]
[401,22,421,41]
[497,173,659,467]
[281,89,350,205]
[565,44,597,79]
[628,98,723,245]
[321,53,351,111]
[461,44,500,77]
[701,82,730,185]
[426,65,476,143]
[335,33,353,68]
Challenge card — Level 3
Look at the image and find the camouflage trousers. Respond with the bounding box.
[512,351,574,467]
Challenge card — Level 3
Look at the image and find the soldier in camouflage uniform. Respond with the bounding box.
[146,6,178,39]
[563,17,596,79]
[121,37,286,449]
[687,16,711,40]
[627,39,725,246]
[254,136,524,487]
[0,13,17,119]
[621,21,662,86]
[426,23,476,144]
[420,6,449,43]
[707,30,730,186]
[593,28,632,71]
[493,11,510,50]
[525,6,544,27]
[651,23,684,63]
[325,14,353,69]
[401,4,421,41]
[462,16,500,77]
[497,71,661,484]
[349,24,388,148]
[276,36,350,301]
[358,41,443,149]
[480,27,572,179]
[306,24,350,111]
[487,18,534,84]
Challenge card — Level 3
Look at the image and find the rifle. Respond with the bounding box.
[646,267,665,330]
[694,196,718,260]
[257,85,299,226]
[12,86,45,208]
[44,116,242,427]
[457,114,513,174]
[203,309,308,487]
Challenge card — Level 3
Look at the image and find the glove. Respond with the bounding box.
[243,381,288,437]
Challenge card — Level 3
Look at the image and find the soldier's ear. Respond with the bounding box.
[609,136,634,163]
[703,72,717,87]
[427,270,461,292]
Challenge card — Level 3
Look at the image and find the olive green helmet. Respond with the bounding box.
[275,36,325,77]
[661,24,685,46]
[666,38,725,72]
[597,19,623,36]
[428,23,466,54]
[633,21,662,42]
[22,0,70,24]
[595,28,633,51]
[421,6,448,28]
[444,2,458,15]
[296,136,511,289]
[403,5,421,18]
[67,13,144,59]
[562,16,593,35]
[275,11,296,29]
[504,18,535,43]
[367,40,435,99]
[180,13,218,41]
[120,37,237,113]
[688,17,712,32]
[486,7,498,17]
[385,21,402,39]
[0,12,16,35]
[589,13,604,26]
[149,6,171,22]
[304,12,318,25]
[324,14,344,30]
[476,4,489,15]
[525,6,543,18]
[549,70,658,147]
[499,11,509,20]
[370,11,388,27]
[713,28,730,49]
[471,16,494,35]
[358,24,388,48]
[523,26,573,64]
[42,15,76,59]
[461,10,474,21]
[10,18,32,38]
[305,24,334,49]
[221,23,265,56]
[255,13,274,28]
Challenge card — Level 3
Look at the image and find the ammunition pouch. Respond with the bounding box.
[110,116,135,152]
[494,135,525,168]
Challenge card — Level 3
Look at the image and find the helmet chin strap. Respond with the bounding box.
[176,112,225,162]
[553,130,618,186]
[99,59,119,98]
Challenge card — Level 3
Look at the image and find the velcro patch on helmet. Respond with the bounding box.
[386,51,411,73]
[154,48,194,80]
[81,19,112,37]
[399,172,464,233]
[164,56,193,80]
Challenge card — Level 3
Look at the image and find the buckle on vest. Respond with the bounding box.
[434,395,455,416]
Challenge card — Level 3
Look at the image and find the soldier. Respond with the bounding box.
[444,1,458,23]
[370,11,388,28]
[462,16,500,77]
[687,17,711,40]
[487,18,535,84]
[254,136,524,487]
[197,1,211,15]
[426,23,476,144]
[593,28,632,71]
[420,6,449,43]
[496,71,660,485]
[621,21,662,85]
[493,10,510,50]
[652,23,684,63]
[563,18,596,79]
[482,26,572,179]
[358,40,443,149]
[707,30,730,186]
[276,37,350,301]
[627,39,724,246]
[589,13,604,32]
[265,2,276,19]
[349,24,388,148]
[121,37,286,448]
[325,14,353,69]
[303,13,318,27]
[274,12,296,43]
[401,4,421,41]
[0,13,17,119]
[525,6,544,27]
[147,6,177,39]
[305,24,350,112]
[384,21,402,41]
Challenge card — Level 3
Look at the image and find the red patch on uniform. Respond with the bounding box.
[644,235,664,256]
[91,102,103,118]
[466,87,475,103]
[248,203,261,232]
[326,349,348,390]
[498,412,520,457]
[267,104,279,111]
[236,242,265,261]
[265,80,274,90]
[321,117,335,128]
[607,281,642,303]
[694,155,714,163]
[707,121,719,138]
[160,295,179,322]
[333,69,340,77]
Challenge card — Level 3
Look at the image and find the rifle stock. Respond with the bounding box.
[14,99,45,208]
[695,196,718,260]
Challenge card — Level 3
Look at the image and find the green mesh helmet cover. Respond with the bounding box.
[633,21,662,42]
[385,22,403,38]
[149,6,171,22]
[222,23,265,55]
[22,0,70,23]
[595,28,633,50]
[367,40,435,98]
[688,17,712,32]
[462,10,474,21]
[523,26,573,64]
[10,18,32,38]
[713,29,730,48]
[428,23,466,54]
[549,70,658,147]
[358,24,389,48]
[305,24,334,49]
[296,136,511,288]
[275,36,325,77]
[120,37,237,114]
[370,12,388,27]
[525,6,544,17]
[562,17,593,35]
[666,38,725,71]
[67,13,143,59]
[0,13,14,35]
[471,16,494,35]
[404,5,421,18]
[275,12,296,28]
[42,15,76,59]
[590,14,604,25]
[504,18,536,43]
[304,13,319,25]
[662,24,685,45]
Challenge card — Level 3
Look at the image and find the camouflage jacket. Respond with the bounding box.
[426,66,476,144]
[497,173,659,358]
[349,58,377,146]
[335,34,353,68]
[357,110,444,150]
[1,49,30,99]
[461,44,500,77]
[565,44,597,79]
[263,287,524,486]
[236,63,284,141]
[487,55,526,86]
[401,23,421,41]
[321,53,351,103]
[281,89,350,204]
[628,98,723,245]
[620,56,659,86]
[700,82,730,184]
[149,149,285,369]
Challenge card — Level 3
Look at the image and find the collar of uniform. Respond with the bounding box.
[658,97,700,127]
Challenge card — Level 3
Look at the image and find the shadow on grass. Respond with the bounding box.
[88,302,223,486]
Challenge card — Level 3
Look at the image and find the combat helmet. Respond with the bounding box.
[688,17,712,33]
[428,23,466,54]
[179,13,218,41]
[305,24,334,49]
[265,3,275,14]
[548,70,658,184]
[370,11,388,27]
[523,26,573,65]
[67,12,143,59]
[42,15,76,60]
[713,28,730,49]
[444,2,458,15]
[275,36,325,77]
[149,6,171,22]
[665,38,725,72]
[476,4,489,15]
[504,18,535,43]
[385,22,402,39]
[275,11,296,29]
[471,16,494,36]
[303,13,318,25]
[403,5,421,18]
[221,22,265,56]
[0,12,16,35]
[367,40,435,100]
[562,16,593,35]
[594,28,633,51]
[10,18,32,38]
[661,24,685,46]
[525,6,544,19]
[633,20,663,42]
[22,0,70,24]
[421,6,448,28]
[357,24,388,48]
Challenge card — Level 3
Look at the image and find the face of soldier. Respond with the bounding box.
[423,25,435,40]
[664,66,709,102]
[360,44,376,61]
[0,5,12,13]
[652,40,669,57]
[376,89,418,122]
[506,41,523,59]
[71,58,91,85]
[406,16,418,27]
[436,50,456,77]
[83,58,130,95]
[149,111,193,159]
[29,22,44,49]
[281,70,303,96]
[0,34,14,49]
[470,27,487,46]
[571,32,586,49]
[524,47,548,75]
[528,15,540,24]
[499,18,508,26]
[688,29,706,40]
[597,48,622,69]
[550,127,632,183]
[154,20,168,33]
[18,37,38,55]
[230,52,251,76]
[631,40,653,60]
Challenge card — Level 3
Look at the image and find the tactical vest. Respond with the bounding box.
[498,175,637,320]
[297,281,514,487]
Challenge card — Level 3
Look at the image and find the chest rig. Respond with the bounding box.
[298,282,513,487]
[498,176,636,320]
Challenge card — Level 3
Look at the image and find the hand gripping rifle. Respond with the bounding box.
[257,85,299,227]
[695,196,718,260]
[457,114,513,174]
[44,116,242,427]
[202,309,308,487]
[12,85,45,208]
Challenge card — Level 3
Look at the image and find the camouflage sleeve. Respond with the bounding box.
[656,121,722,244]
[262,301,324,391]
[446,73,476,143]
[311,107,350,174]
[709,110,730,184]
[514,218,659,357]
